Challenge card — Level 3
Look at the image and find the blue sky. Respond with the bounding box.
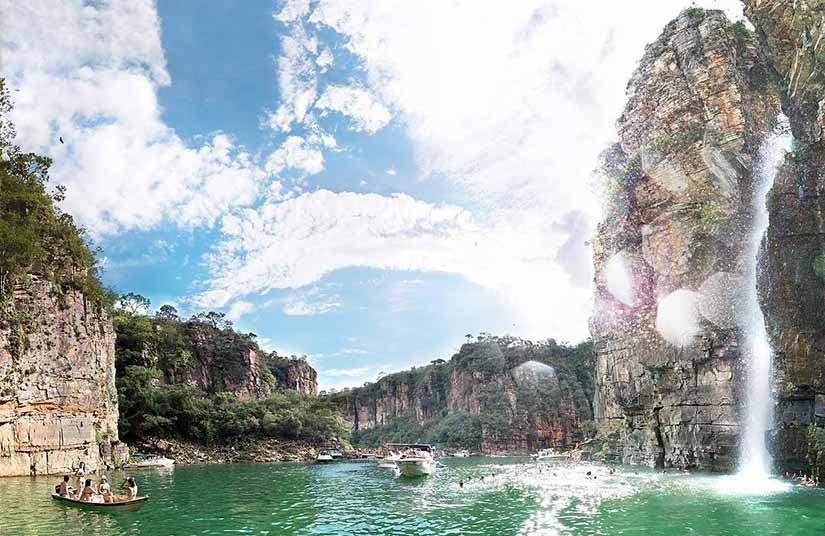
[1,0,743,389]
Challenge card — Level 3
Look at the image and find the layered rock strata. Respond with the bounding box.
[0,277,127,476]
[591,9,780,470]
[744,0,825,475]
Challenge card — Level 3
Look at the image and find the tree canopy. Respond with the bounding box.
[0,78,105,302]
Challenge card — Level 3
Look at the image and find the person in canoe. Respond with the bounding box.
[73,462,86,492]
[120,477,138,500]
[56,475,70,497]
[97,476,114,502]
[78,479,96,502]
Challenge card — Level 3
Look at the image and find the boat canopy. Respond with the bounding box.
[385,443,432,450]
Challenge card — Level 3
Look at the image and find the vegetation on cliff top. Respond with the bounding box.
[328,335,594,450]
[114,294,347,446]
[0,78,105,303]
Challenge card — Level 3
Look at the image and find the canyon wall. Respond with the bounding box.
[591,9,780,471]
[330,337,592,453]
[285,359,318,397]
[744,0,825,475]
[0,277,127,476]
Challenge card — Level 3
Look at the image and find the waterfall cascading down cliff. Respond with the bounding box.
[590,9,782,471]
[739,118,792,480]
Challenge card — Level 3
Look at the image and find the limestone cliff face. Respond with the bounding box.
[0,277,127,476]
[180,332,270,401]
[156,323,318,401]
[285,359,318,397]
[744,0,825,474]
[591,9,780,470]
[331,338,591,453]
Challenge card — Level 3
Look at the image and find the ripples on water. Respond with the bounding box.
[1,458,824,535]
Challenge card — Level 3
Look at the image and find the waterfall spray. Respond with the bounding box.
[738,116,792,481]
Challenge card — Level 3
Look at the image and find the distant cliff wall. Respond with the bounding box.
[330,337,592,453]
[285,359,318,397]
[0,277,127,476]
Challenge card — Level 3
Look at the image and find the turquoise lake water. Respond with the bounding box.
[1,457,824,535]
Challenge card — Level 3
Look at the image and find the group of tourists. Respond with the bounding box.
[784,471,820,487]
[55,461,139,503]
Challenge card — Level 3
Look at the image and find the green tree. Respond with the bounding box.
[0,78,103,301]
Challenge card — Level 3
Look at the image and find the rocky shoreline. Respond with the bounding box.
[136,437,377,465]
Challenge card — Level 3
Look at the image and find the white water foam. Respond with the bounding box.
[737,116,792,486]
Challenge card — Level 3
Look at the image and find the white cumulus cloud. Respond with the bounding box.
[0,0,271,235]
[197,189,592,339]
[315,84,391,133]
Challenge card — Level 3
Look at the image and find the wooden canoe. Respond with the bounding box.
[51,494,149,512]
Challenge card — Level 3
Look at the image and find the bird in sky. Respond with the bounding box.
[59,136,64,144]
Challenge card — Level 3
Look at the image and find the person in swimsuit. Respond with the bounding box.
[73,462,86,492]
[78,479,96,502]
[120,477,138,500]
[56,475,70,497]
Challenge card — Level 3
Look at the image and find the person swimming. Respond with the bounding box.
[459,480,464,488]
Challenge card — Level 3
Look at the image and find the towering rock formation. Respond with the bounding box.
[743,0,825,475]
[285,359,318,397]
[0,277,127,476]
[591,9,780,470]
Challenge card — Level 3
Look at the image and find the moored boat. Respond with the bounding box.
[316,450,334,463]
[124,454,175,468]
[394,444,435,477]
[51,494,149,512]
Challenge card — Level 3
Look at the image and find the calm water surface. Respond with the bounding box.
[2,458,824,535]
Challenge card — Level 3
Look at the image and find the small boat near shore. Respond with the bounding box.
[316,450,334,463]
[124,454,175,468]
[51,494,150,512]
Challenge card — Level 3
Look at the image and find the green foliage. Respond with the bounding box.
[696,201,730,236]
[117,365,345,445]
[641,126,705,167]
[0,78,105,303]
[598,144,641,217]
[114,301,344,446]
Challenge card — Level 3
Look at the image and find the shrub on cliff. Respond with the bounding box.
[0,78,105,302]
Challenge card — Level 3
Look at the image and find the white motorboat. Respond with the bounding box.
[451,450,470,458]
[124,455,175,468]
[531,448,569,461]
[394,444,435,477]
[329,449,344,459]
[377,451,401,469]
[316,450,334,463]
